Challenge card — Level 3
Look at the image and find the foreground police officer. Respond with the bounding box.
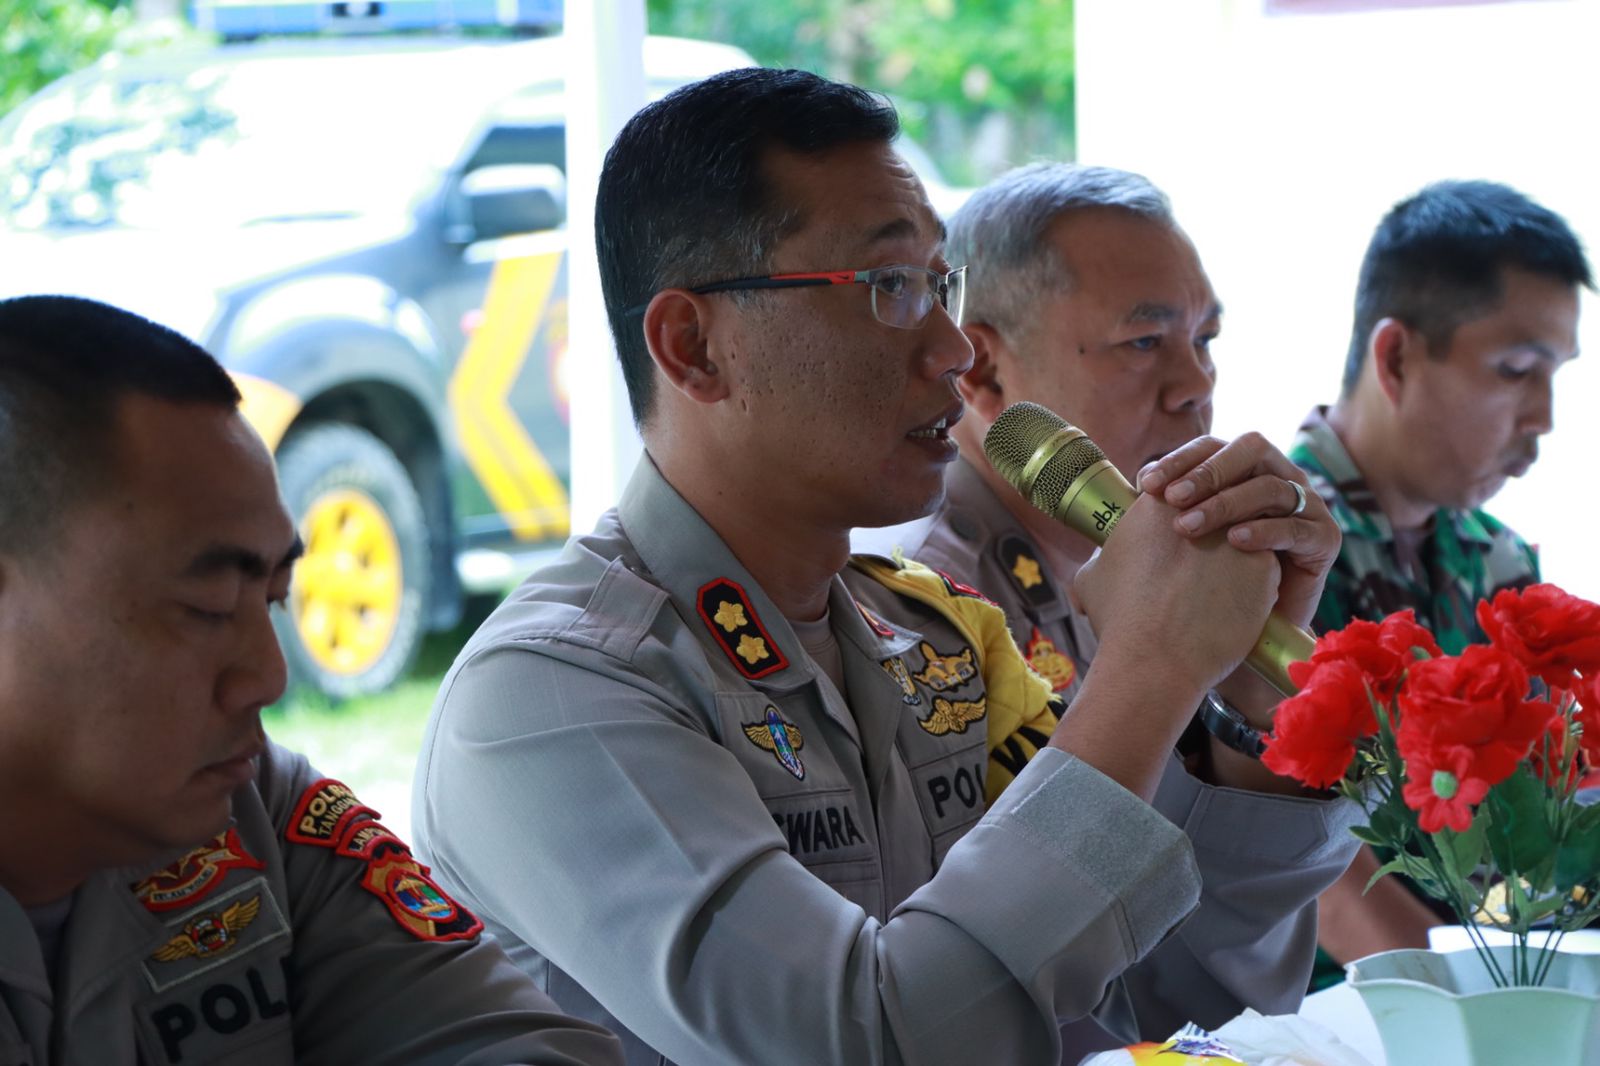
[414,69,1332,1066]
[0,295,623,1065]
[857,162,1359,1052]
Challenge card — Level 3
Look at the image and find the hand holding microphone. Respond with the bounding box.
[983,402,1327,696]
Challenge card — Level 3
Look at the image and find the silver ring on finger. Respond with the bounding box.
[1288,479,1308,517]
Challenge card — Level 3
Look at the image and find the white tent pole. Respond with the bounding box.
[566,0,647,535]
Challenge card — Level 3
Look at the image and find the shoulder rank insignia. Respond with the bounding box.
[881,657,922,705]
[998,534,1059,609]
[1024,627,1077,693]
[286,777,378,848]
[920,696,987,736]
[150,895,261,962]
[913,640,977,692]
[361,853,483,942]
[697,577,790,680]
[742,706,806,779]
[131,827,265,913]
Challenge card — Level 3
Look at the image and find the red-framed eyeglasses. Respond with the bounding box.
[626,264,966,330]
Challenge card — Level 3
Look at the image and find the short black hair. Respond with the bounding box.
[0,295,240,557]
[596,67,900,426]
[1342,180,1593,395]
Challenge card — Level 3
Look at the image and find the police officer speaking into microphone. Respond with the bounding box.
[413,68,1357,1066]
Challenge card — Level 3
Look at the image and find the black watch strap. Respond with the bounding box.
[1198,690,1266,759]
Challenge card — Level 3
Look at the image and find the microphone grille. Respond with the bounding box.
[984,402,1110,509]
[984,402,1068,485]
[1032,435,1107,511]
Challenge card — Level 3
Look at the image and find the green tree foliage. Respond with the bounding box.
[647,0,1074,184]
[0,0,132,117]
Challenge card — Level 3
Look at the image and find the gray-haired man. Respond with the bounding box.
[858,162,1361,1056]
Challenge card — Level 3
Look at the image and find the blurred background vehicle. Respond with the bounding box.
[0,28,744,696]
[0,5,970,699]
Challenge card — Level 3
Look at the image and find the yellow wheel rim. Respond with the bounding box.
[292,488,403,676]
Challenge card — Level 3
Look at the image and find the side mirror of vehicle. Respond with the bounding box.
[452,163,566,242]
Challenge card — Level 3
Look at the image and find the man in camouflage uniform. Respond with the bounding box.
[857,162,1363,1052]
[0,296,623,1065]
[414,72,1349,1066]
[1289,180,1591,980]
[1291,414,1541,655]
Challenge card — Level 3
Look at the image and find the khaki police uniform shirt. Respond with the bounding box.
[0,742,623,1066]
[857,456,1363,1054]
[414,456,1216,1066]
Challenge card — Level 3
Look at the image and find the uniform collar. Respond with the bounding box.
[1293,406,1496,549]
[617,455,818,692]
[942,456,1071,623]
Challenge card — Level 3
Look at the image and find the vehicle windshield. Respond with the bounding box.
[0,47,516,231]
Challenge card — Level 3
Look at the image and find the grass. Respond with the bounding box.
[261,594,502,844]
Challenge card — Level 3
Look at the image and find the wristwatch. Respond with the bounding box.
[1198,689,1267,759]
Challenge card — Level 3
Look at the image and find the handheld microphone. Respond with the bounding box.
[983,401,1314,696]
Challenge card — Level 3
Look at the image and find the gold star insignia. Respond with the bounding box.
[736,634,769,665]
[1012,553,1043,590]
[713,600,749,632]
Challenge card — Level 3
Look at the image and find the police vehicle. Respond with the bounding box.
[0,2,969,699]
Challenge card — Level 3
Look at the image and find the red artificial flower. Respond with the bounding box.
[1476,583,1600,690]
[1263,659,1377,788]
[1287,609,1441,703]
[1396,645,1556,790]
[1401,744,1492,833]
[1378,609,1443,663]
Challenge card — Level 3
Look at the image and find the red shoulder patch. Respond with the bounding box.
[360,853,483,942]
[131,827,266,913]
[335,818,408,862]
[286,778,378,848]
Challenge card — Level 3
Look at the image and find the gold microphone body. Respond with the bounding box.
[984,402,1315,696]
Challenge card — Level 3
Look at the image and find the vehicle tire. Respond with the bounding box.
[273,423,429,700]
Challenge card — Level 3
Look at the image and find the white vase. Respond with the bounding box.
[1347,946,1600,1065]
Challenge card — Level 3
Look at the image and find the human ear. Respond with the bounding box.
[957,322,1013,421]
[642,290,730,405]
[1369,317,1418,407]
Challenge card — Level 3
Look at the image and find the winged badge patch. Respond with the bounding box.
[150,895,261,962]
[919,696,987,737]
[742,705,806,779]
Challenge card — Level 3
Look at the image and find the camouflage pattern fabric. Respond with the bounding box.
[1290,407,1540,653]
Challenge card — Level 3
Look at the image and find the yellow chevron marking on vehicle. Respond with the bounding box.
[232,372,301,451]
[448,252,571,540]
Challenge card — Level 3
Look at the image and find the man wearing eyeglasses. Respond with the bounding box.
[415,69,1318,1066]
